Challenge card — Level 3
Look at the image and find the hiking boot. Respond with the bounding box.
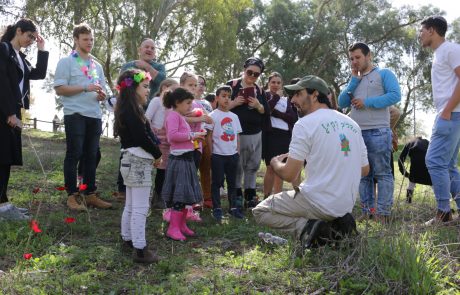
[0,203,31,221]
[121,239,133,253]
[85,193,112,209]
[424,209,453,226]
[406,189,413,203]
[132,246,159,263]
[330,213,358,241]
[229,208,245,219]
[299,219,331,250]
[212,208,223,223]
[67,193,86,211]
[112,191,126,202]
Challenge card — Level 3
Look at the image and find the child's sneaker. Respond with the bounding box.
[186,206,202,222]
[229,208,245,219]
[212,208,223,222]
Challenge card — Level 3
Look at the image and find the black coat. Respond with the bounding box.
[0,42,49,165]
[398,137,432,186]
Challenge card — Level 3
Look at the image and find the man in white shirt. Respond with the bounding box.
[419,16,460,224]
[252,75,369,248]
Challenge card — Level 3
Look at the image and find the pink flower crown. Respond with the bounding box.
[116,71,152,91]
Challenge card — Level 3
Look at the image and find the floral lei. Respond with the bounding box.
[71,50,99,83]
[116,71,152,91]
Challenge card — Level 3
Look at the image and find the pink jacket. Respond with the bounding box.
[165,111,194,151]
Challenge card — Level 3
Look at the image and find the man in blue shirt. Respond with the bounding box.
[338,42,401,223]
[54,23,112,210]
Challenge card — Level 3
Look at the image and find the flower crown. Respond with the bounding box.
[116,71,152,91]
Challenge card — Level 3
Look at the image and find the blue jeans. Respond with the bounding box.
[211,153,239,209]
[360,127,394,216]
[64,113,102,195]
[426,113,460,212]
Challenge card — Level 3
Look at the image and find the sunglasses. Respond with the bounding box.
[246,69,261,78]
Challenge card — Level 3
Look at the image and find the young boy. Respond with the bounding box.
[206,85,243,221]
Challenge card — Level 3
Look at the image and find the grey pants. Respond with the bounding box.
[252,190,333,239]
[236,132,262,189]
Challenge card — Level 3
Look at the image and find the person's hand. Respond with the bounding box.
[153,158,162,168]
[7,115,21,129]
[87,83,103,92]
[247,97,261,108]
[351,98,365,109]
[270,153,289,166]
[233,96,246,107]
[191,131,206,141]
[36,34,45,51]
[202,114,213,124]
[440,110,451,120]
[96,89,106,101]
[135,60,152,72]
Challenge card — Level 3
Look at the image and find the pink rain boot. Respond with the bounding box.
[185,206,202,222]
[162,208,171,222]
[166,210,186,241]
[180,208,195,236]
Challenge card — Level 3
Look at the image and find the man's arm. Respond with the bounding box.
[440,66,460,120]
[338,76,360,109]
[270,154,304,183]
[363,69,401,108]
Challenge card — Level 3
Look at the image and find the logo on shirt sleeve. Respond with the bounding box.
[339,134,350,156]
[220,117,235,142]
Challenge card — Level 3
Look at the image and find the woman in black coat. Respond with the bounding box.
[0,19,49,217]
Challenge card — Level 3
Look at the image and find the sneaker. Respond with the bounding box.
[67,193,86,211]
[212,208,223,222]
[424,209,453,226]
[0,203,31,221]
[85,193,112,209]
[186,207,202,222]
[229,208,244,219]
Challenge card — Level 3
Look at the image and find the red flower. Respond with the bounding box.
[32,187,41,194]
[79,184,88,191]
[55,186,66,191]
[64,217,76,224]
[23,253,33,260]
[30,220,42,233]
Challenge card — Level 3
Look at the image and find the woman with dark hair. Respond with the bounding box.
[226,57,269,209]
[0,18,48,220]
[262,72,297,198]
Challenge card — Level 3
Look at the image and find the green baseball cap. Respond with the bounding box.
[284,75,329,97]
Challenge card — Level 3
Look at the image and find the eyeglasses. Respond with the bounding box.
[246,69,261,78]
[27,33,37,42]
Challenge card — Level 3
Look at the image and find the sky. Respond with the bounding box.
[24,0,460,135]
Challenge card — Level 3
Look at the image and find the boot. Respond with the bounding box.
[185,206,202,222]
[67,193,86,211]
[151,191,166,209]
[180,208,195,236]
[112,191,126,202]
[85,192,112,209]
[406,189,413,203]
[166,209,186,241]
[120,238,133,253]
[244,188,258,209]
[132,246,159,263]
[424,209,453,226]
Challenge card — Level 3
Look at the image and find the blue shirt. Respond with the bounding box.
[54,55,106,119]
[120,60,166,100]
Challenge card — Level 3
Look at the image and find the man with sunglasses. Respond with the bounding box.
[338,42,401,224]
[419,16,460,224]
[226,57,269,210]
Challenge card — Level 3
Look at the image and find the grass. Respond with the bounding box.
[0,129,459,294]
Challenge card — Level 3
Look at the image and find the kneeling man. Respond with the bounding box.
[253,75,369,247]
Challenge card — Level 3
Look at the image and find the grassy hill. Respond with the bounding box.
[0,129,459,294]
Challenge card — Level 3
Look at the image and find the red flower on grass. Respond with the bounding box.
[30,220,42,233]
[23,253,33,260]
[55,186,66,191]
[64,217,76,224]
[79,184,88,191]
[32,187,41,194]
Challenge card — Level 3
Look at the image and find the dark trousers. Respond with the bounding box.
[0,164,11,203]
[193,150,201,170]
[63,113,102,195]
[155,169,165,195]
[211,153,239,209]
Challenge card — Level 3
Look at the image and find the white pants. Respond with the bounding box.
[121,186,151,249]
[252,190,333,239]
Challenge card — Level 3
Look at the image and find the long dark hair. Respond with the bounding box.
[0,18,37,43]
[114,69,148,137]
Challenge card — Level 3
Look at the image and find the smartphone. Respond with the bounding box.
[238,87,256,103]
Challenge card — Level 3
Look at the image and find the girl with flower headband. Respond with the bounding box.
[161,87,206,241]
[114,69,162,263]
